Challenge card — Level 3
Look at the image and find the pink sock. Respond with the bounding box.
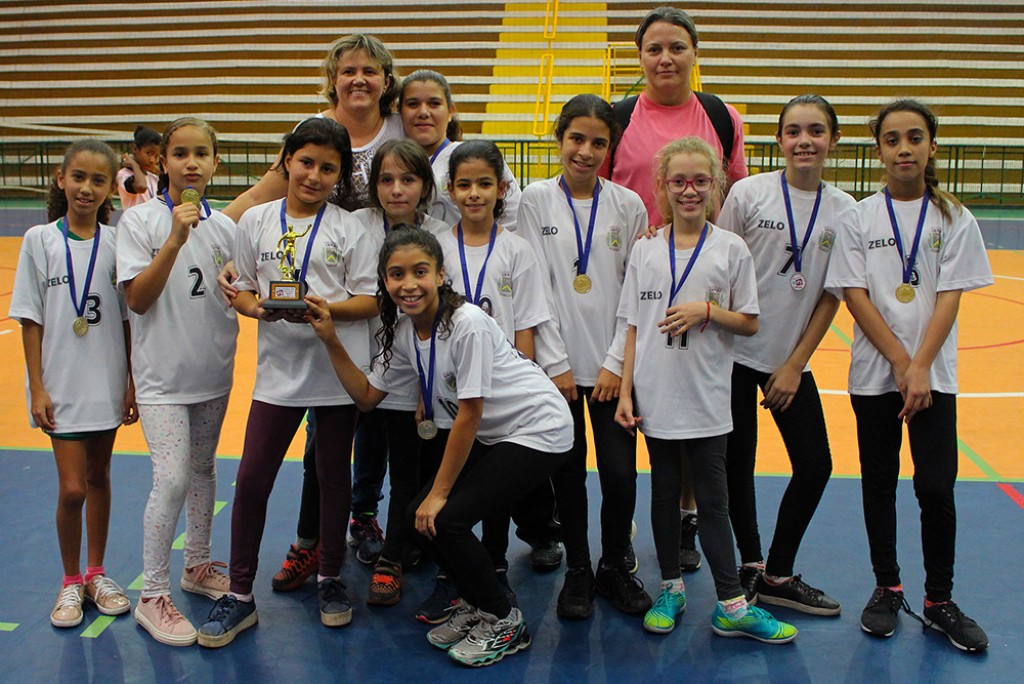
[924,598,948,609]
[84,566,105,584]
[63,573,83,587]
[884,584,903,593]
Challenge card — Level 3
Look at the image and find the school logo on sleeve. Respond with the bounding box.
[705,287,724,308]
[322,241,341,266]
[211,244,225,269]
[818,228,836,252]
[443,372,458,392]
[606,227,623,251]
[929,229,942,252]
[497,272,513,297]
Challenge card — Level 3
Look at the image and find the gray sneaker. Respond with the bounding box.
[318,578,353,627]
[448,607,531,667]
[426,600,479,649]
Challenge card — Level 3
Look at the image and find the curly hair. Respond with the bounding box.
[373,224,464,374]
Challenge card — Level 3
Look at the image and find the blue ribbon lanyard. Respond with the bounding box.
[429,138,451,165]
[279,200,327,284]
[780,171,823,275]
[414,305,444,422]
[558,176,600,278]
[883,188,929,285]
[668,222,710,304]
[457,221,498,305]
[61,216,101,321]
[161,189,212,221]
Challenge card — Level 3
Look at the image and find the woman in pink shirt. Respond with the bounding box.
[605,6,747,226]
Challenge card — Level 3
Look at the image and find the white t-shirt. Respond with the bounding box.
[517,176,647,385]
[825,192,993,395]
[428,140,523,231]
[234,199,381,406]
[438,227,550,343]
[349,207,448,411]
[719,170,855,373]
[367,304,572,451]
[10,221,129,431]
[618,225,759,439]
[117,198,239,404]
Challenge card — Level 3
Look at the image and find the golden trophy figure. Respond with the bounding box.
[264,223,312,310]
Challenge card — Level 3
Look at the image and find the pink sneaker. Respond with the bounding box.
[51,583,84,628]
[84,575,130,616]
[180,561,231,600]
[135,595,197,646]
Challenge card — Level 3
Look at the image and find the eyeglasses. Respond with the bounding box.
[665,176,713,193]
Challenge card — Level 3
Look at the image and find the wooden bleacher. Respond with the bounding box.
[1,0,1022,198]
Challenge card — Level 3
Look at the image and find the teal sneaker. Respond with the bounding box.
[643,588,686,634]
[711,603,797,644]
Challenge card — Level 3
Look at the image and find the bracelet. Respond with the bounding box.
[699,300,711,333]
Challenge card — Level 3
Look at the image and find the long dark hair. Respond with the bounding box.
[554,93,622,148]
[448,140,507,221]
[869,98,961,222]
[374,224,464,372]
[47,139,118,224]
[276,117,354,208]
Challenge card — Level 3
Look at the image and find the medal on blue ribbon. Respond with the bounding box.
[559,176,600,294]
[61,216,101,336]
[457,221,498,306]
[780,171,823,292]
[414,305,444,440]
[884,188,929,304]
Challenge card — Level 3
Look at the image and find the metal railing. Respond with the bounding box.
[2,139,1022,205]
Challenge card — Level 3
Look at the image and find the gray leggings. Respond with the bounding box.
[646,434,743,601]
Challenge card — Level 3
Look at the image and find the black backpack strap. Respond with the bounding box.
[609,95,639,175]
[693,90,735,163]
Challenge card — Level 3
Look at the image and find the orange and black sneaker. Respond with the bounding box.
[367,560,402,606]
[271,544,320,592]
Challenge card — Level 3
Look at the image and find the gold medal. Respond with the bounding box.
[72,316,88,337]
[180,187,201,207]
[417,419,438,441]
[573,274,592,294]
[895,283,915,304]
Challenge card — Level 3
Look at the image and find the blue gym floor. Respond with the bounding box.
[0,449,1020,683]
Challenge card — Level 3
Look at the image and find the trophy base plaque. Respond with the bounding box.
[264,280,308,310]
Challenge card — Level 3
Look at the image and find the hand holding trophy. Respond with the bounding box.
[264,222,313,311]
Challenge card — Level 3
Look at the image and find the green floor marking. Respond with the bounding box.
[957,438,1001,481]
[80,616,115,638]
[828,322,853,347]
[172,500,228,550]
[128,573,144,591]
[0,622,19,631]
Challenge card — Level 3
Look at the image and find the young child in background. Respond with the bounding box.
[116,125,161,210]
[10,140,136,629]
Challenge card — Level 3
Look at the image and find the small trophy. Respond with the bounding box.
[264,223,312,310]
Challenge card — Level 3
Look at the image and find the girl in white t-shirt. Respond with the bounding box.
[116,125,160,210]
[9,140,136,630]
[517,94,652,620]
[197,117,380,648]
[304,226,572,667]
[398,70,522,230]
[437,140,554,602]
[616,137,796,643]
[117,117,239,646]
[718,95,854,614]
[354,138,447,606]
[824,100,992,652]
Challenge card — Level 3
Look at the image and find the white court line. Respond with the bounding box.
[0,330,12,336]
[819,389,1024,398]
[994,275,1024,282]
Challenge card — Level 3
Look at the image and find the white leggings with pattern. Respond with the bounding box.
[139,396,228,598]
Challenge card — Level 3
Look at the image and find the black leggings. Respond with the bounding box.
[409,440,569,617]
[726,363,833,576]
[851,392,958,603]
[551,387,637,569]
[647,435,743,601]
